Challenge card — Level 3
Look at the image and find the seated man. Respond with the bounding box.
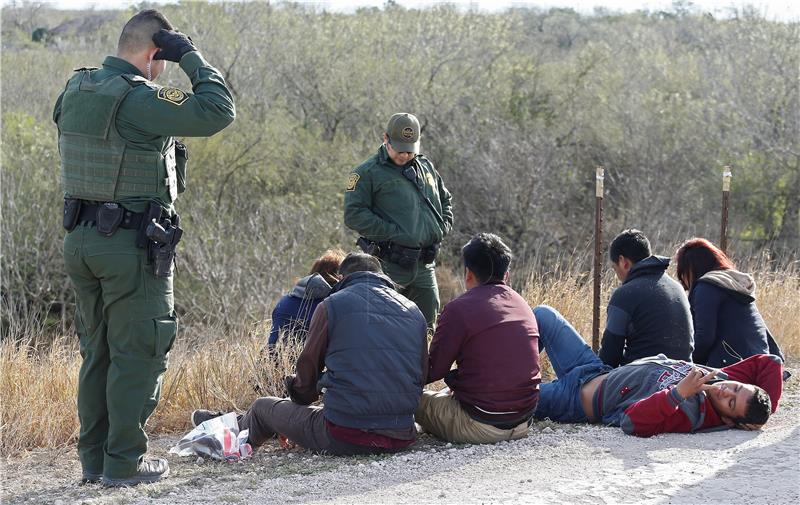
[416,233,541,444]
[600,229,694,367]
[193,252,428,455]
[532,305,783,437]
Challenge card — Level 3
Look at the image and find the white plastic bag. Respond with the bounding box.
[169,412,253,461]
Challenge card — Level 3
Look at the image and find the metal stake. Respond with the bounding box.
[721,166,732,254]
[592,166,604,352]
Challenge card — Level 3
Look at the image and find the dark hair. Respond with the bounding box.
[462,233,513,284]
[310,249,346,286]
[731,387,771,426]
[675,237,735,290]
[118,9,173,54]
[609,229,651,264]
[338,252,382,277]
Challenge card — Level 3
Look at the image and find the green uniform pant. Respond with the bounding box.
[381,260,440,327]
[64,224,176,479]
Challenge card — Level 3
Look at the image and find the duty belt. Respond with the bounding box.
[76,202,145,230]
[357,237,439,268]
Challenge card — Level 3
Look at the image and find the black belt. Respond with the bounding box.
[492,417,532,430]
[77,203,145,230]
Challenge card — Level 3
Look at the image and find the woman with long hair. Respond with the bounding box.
[675,238,784,367]
[268,248,346,347]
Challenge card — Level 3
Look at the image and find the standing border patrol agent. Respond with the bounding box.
[53,10,235,487]
[344,113,453,327]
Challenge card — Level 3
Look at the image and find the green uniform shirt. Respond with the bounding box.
[53,51,235,212]
[344,145,453,248]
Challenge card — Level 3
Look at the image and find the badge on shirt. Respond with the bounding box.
[157,87,189,106]
[346,173,360,192]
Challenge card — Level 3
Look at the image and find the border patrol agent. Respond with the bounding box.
[53,10,235,486]
[344,113,453,327]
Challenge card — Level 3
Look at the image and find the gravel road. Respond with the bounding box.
[4,370,798,505]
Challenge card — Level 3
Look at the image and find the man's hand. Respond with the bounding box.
[675,367,719,400]
[152,29,197,62]
[283,375,296,399]
[736,423,763,431]
[278,434,296,449]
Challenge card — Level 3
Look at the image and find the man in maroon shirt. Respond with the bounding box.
[416,233,541,444]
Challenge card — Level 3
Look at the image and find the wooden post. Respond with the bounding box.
[721,166,732,254]
[592,166,604,352]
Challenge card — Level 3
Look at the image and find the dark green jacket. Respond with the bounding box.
[53,52,235,212]
[343,145,453,248]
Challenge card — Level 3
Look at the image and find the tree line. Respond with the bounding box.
[2,1,798,338]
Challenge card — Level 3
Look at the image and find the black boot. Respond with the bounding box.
[191,409,225,427]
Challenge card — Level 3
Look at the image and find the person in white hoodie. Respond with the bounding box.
[675,238,784,368]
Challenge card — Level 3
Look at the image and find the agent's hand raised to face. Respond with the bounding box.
[675,367,719,399]
[152,29,197,62]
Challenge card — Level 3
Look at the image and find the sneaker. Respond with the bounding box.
[80,471,102,484]
[191,409,225,427]
[102,458,169,487]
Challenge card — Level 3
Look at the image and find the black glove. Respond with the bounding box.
[152,29,197,62]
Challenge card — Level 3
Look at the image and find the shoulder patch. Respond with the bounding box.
[156,87,189,106]
[346,173,360,192]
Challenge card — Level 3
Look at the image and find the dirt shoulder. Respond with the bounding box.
[3,364,799,505]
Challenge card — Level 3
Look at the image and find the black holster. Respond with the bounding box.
[146,212,183,278]
[96,203,124,237]
[136,202,163,249]
[357,237,382,257]
[63,198,81,232]
[420,243,440,264]
[149,241,178,278]
[388,244,421,269]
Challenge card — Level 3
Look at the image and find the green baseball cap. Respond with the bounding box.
[386,112,420,154]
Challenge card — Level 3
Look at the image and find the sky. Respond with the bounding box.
[5,0,800,21]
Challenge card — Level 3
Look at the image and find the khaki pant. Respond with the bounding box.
[415,390,529,444]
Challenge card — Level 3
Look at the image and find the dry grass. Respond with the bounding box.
[753,269,800,357]
[1,266,798,456]
[1,336,81,452]
[0,324,304,456]
[520,265,612,381]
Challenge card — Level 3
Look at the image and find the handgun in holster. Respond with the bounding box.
[146,212,183,278]
[357,237,382,257]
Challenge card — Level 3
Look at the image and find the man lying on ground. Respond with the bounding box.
[193,252,428,455]
[532,305,782,437]
[415,233,541,444]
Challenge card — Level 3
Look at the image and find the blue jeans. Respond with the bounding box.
[532,305,612,423]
